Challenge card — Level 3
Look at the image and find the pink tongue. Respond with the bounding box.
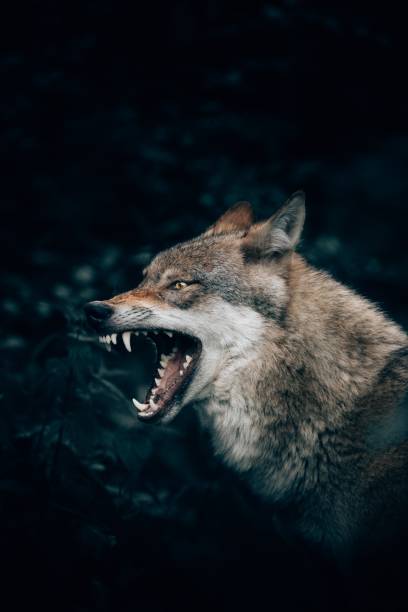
[149,349,186,407]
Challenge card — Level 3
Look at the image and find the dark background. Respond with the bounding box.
[1,2,408,611]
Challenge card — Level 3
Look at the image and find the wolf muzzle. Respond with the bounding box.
[84,301,114,329]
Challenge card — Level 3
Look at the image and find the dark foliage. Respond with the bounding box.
[1,2,408,610]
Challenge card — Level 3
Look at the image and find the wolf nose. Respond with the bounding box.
[84,301,113,325]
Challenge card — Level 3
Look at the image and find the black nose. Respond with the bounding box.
[84,301,113,326]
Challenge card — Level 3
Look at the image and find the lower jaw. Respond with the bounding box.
[135,357,201,422]
[138,398,181,423]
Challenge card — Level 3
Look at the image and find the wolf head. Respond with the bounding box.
[84,192,305,422]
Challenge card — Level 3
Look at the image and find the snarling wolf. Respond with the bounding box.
[84,193,408,557]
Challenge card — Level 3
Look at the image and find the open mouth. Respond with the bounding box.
[98,329,202,421]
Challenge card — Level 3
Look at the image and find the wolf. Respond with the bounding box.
[84,192,408,558]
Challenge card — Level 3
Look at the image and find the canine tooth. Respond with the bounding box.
[158,368,164,377]
[185,355,192,364]
[165,331,173,337]
[154,378,161,386]
[122,331,132,352]
[106,344,112,352]
[132,398,148,411]
[111,333,117,345]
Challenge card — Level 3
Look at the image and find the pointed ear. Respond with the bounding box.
[243,191,305,259]
[203,201,254,236]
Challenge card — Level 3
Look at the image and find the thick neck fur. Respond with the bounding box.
[197,254,407,507]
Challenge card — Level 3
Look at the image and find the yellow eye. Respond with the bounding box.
[173,281,188,290]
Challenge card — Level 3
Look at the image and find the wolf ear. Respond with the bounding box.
[243,191,305,259]
[204,201,254,236]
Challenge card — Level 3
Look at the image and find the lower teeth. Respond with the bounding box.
[132,398,148,411]
[128,338,197,417]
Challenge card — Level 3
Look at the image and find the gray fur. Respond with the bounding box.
[98,193,408,559]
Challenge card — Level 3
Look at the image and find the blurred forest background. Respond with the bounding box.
[1,1,408,611]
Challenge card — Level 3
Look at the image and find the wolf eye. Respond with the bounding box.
[172,281,188,290]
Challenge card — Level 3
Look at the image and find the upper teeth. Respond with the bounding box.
[99,335,113,349]
[165,331,173,338]
[122,331,132,352]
